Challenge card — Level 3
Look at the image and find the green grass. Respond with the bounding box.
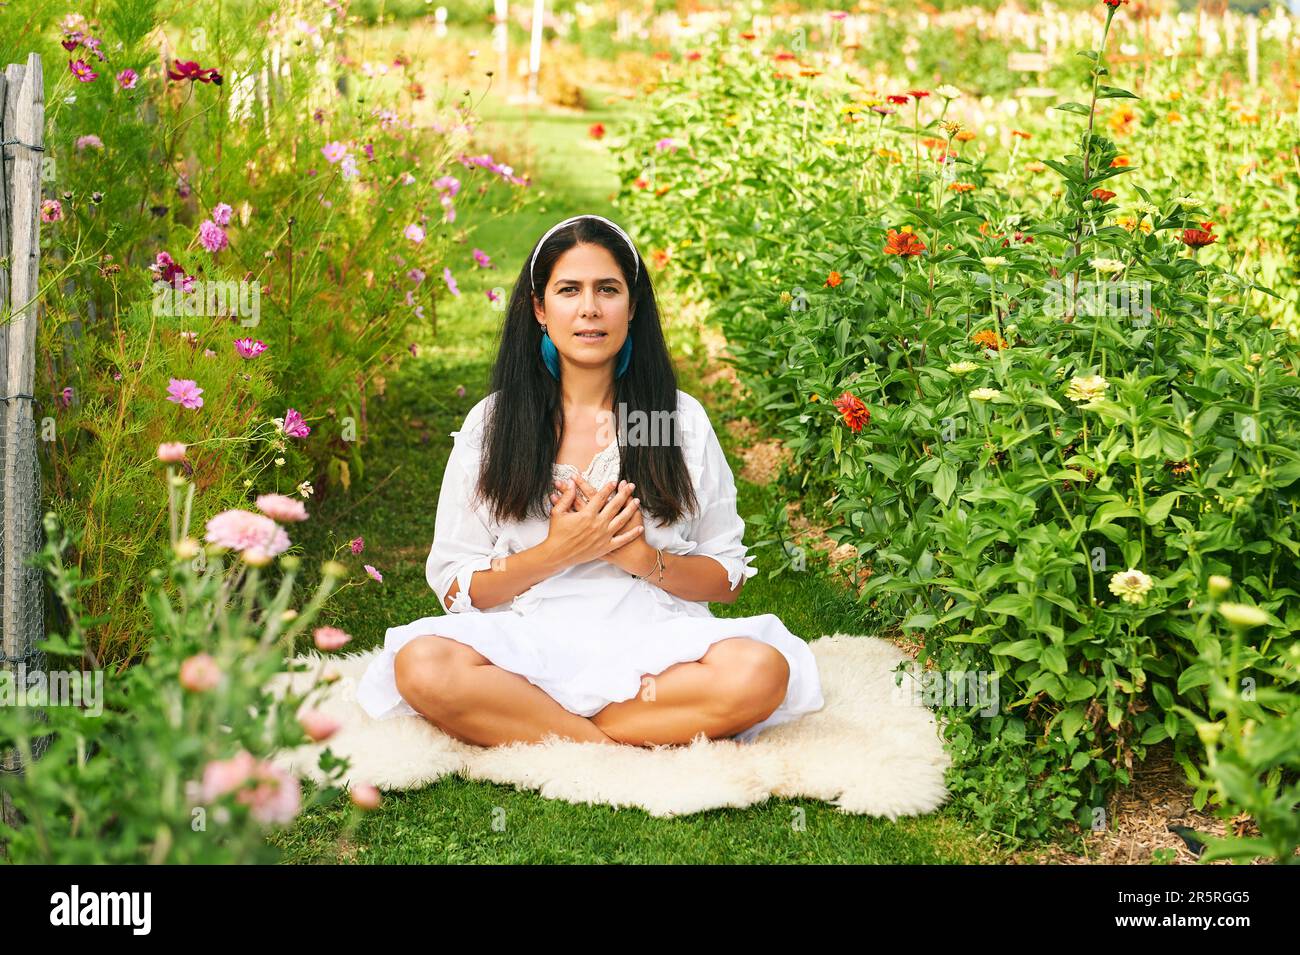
[269,84,1011,864]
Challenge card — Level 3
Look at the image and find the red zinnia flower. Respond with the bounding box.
[1090,188,1117,201]
[909,89,930,99]
[883,229,927,257]
[589,122,606,139]
[740,31,756,40]
[887,94,910,105]
[1179,221,1217,247]
[833,392,871,433]
[825,270,843,287]
[1102,0,1128,7]
[773,51,797,61]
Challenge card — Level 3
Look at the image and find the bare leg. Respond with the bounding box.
[394,636,620,747]
[592,638,790,746]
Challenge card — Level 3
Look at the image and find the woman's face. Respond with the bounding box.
[533,242,632,375]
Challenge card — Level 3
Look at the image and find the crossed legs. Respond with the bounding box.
[392,635,790,748]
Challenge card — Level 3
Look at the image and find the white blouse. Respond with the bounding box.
[426,388,759,619]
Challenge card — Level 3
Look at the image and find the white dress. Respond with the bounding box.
[355,388,825,744]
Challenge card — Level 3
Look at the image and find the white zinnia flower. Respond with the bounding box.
[969,387,1001,401]
[1109,568,1154,604]
[935,84,962,99]
[1064,374,1110,403]
[1090,257,1126,274]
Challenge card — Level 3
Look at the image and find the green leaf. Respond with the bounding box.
[1041,645,1069,675]
[933,462,957,505]
[1052,102,1094,116]
[1144,491,1180,526]
[1097,85,1139,100]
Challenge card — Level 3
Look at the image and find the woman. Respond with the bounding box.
[356,214,824,747]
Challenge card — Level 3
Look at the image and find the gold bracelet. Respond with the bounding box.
[633,547,663,581]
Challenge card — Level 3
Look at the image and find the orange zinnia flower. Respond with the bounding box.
[1090,188,1117,201]
[971,329,1008,350]
[955,130,976,142]
[883,229,926,257]
[833,392,871,432]
[949,182,975,193]
[1109,155,1131,167]
[825,270,843,287]
[1179,221,1217,247]
[1011,129,1032,140]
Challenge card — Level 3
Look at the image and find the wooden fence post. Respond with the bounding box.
[1,52,47,804]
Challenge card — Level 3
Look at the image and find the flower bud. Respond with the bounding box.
[1207,574,1232,598]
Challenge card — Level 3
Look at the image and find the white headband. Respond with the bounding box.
[528,214,640,291]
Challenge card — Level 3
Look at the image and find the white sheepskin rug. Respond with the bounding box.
[265,634,952,819]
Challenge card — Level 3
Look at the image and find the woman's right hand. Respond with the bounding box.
[544,477,643,569]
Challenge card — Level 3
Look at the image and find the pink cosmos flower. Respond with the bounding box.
[60,387,74,408]
[180,653,222,693]
[234,337,267,358]
[280,408,310,438]
[40,199,63,223]
[166,378,204,409]
[198,220,228,253]
[443,267,460,297]
[340,155,359,180]
[362,143,374,160]
[204,509,291,556]
[313,626,352,651]
[364,564,383,582]
[157,441,187,463]
[433,175,460,196]
[69,59,98,82]
[439,193,456,223]
[404,223,425,243]
[472,248,493,268]
[349,536,364,554]
[256,493,308,523]
[212,202,233,226]
[322,141,347,163]
[655,137,677,151]
[407,268,426,284]
[117,68,138,89]
[168,59,222,84]
[75,134,104,152]
[485,288,501,304]
[299,709,341,743]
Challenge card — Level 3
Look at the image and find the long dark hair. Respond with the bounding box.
[472,216,698,529]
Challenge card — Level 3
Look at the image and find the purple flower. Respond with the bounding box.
[212,202,233,226]
[69,59,98,82]
[404,224,425,243]
[75,134,104,152]
[364,564,383,582]
[349,536,365,555]
[322,141,347,163]
[485,288,500,304]
[472,248,493,268]
[198,220,229,253]
[655,137,677,151]
[234,337,267,358]
[280,408,310,438]
[407,268,426,284]
[340,155,360,180]
[117,69,138,90]
[433,175,460,197]
[166,378,204,410]
[443,267,460,296]
[60,386,74,408]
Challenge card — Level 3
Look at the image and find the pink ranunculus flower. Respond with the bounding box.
[404,223,425,244]
[180,653,222,693]
[157,441,187,463]
[364,564,383,582]
[280,408,310,438]
[204,509,291,556]
[166,378,204,409]
[299,709,341,742]
[212,202,233,226]
[200,750,257,802]
[349,536,364,554]
[236,761,302,825]
[443,267,460,297]
[313,626,352,651]
[75,134,104,152]
[40,199,63,223]
[256,493,309,523]
[198,220,229,252]
[234,337,267,358]
[350,784,382,810]
[116,68,138,89]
